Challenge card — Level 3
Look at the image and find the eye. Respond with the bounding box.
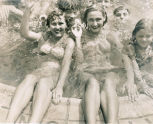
[88,18,94,22]
[59,22,64,25]
[51,23,57,26]
[105,0,109,3]
[115,13,121,17]
[146,35,151,38]
[123,13,128,16]
[96,18,102,22]
[138,35,144,38]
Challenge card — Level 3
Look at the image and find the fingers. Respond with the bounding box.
[144,88,153,98]
[51,90,62,105]
[127,85,139,102]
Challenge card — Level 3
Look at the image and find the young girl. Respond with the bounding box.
[69,5,135,124]
[6,4,75,123]
[127,18,153,98]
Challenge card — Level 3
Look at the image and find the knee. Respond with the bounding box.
[86,77,100,91]
[23,74,37,86]
[25,74,37,81]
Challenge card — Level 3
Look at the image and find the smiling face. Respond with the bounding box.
[135,29,153,48]
[114,9,129,23]
[101,0,111,8]
[49,15,66,39]
[87,10,104,34]
[65,10,80,26]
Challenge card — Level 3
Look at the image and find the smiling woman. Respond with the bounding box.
[6,4,75,123]
[68,5,120,124]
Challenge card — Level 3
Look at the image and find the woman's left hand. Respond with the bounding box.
[122,81,139,102]
[143,85,153,98]
[71,19,82,40]
[51,86,63,105]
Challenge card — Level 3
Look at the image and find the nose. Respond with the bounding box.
[55,24,61,30]
[69,13,76,20]
[93,21,98,26]
[120,14,124,20]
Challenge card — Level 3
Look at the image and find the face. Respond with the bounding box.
[115,9,129,23]
[101,0,111,8]
[87,0,94,7]
[87,11,104,34]
[49,16,66,39]
[65,10,80,25]
[135,29,153,48]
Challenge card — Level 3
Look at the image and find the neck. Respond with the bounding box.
[49,32,63,43]
[136,44,148,54]
[87,29,101,38]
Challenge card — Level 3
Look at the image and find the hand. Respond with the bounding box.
[51,87,63,105]
[25,1,35,14]
[40,43,51,54]
[71,19,82,39]
[122,81,139,102]
[142,85,153,98]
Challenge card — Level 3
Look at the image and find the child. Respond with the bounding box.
[57,0,83,32]
[113,5,130,23]
[112,5,132,31]
[127,18,153,98]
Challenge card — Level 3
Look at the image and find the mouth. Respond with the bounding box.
[91,26,99,30]
[54,29,62,34]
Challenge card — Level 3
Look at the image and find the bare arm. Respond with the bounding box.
[10,6,23,17]
[52,38,75,104]
[123,54,134,83]
[20,6,41,41]
[56,38,75,88]
[74,37,84,67]
[131,58,153,98]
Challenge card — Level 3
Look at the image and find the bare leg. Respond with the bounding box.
[29,77,54,122]
[100,72,119,124]
[83,78,100,124]
[6,74,38,122]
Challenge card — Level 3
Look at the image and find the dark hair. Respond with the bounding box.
[132,18,153,42]
[83,5,107,26]
[113,5,130,16]
[46,9,64,27]
[57,0,82,12]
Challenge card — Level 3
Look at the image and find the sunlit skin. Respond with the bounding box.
[135,29,153,49]
[87,11,104,34]
[49,16,66,40]
[114,9,129,23]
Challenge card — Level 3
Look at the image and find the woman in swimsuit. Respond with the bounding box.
[6,5,75,123]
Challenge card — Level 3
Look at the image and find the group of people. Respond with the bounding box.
[3,0,153,124]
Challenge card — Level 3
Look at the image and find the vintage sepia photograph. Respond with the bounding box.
[0,0,153,123]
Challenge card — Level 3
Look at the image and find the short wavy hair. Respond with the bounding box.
[57,0,82,12]
[46,9,64,27]
[113,5,130,16]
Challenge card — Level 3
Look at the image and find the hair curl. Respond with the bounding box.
[46,9,64,27]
